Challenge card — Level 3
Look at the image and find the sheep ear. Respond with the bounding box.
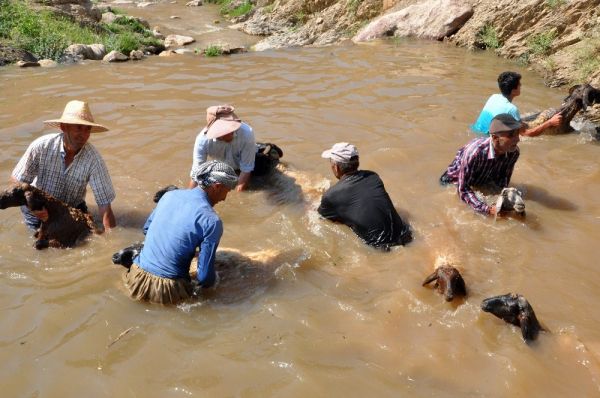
[422,271,439,286]
[520,314,534,341]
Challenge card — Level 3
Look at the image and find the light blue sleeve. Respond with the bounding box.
[238,124,256,173]
[509,105,521,121]
[196,218,223,287]
[191,131,209,178]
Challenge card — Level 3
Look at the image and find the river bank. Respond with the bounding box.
[1,1,599,95]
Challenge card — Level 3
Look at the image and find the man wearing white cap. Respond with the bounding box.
[124,160,238,304]
[188,105,256,192]
[318,142,412,250]
[11,100,116,231]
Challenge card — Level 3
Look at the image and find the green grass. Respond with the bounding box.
[575,38,600,81]
[348,0,361,15]
[204,45,223,57]
[545,0,566,8]
[477,24,501,49]
[528,30,557,56]
[0,0,160,60]
[211,0,253,17]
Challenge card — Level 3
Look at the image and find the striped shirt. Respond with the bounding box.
[444,137,519,214]
[12,133,115,207]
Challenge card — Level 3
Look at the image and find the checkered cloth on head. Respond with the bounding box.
[193,160,238,190]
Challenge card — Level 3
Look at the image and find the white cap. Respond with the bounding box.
[321,142,359,163]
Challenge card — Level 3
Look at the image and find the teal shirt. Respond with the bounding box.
[471,94,521,135]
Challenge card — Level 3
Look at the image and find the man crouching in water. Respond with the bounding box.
[123,160,238,305]
[318,142,412,250]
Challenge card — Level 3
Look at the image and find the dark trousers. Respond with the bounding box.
[21,202,88,230]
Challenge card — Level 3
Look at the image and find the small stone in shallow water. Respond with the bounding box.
[129,50,144,60]
[16,60,40,68]
[170,15,180,19]
[213,20,220,24]
[186,0,202,5]
[137,2,154,7]
[38,59,58,68]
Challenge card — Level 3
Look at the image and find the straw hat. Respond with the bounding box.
[204,104,241,139]
[44,100,108,133]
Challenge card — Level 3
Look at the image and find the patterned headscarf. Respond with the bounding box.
[193,160,238,190]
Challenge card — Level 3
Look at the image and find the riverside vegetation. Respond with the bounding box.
[0,0,161,62]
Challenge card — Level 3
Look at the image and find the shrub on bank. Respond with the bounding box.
[0,0,161,61]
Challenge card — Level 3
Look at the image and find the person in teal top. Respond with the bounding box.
[471,71,562,137]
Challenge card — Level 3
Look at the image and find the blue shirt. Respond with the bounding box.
[135,188,223,287]
[471,94,521,135]
[191,122,256,175]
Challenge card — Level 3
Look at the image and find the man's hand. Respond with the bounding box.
[548,113,563,127]
[489,205,498,216]
[32,208,48,222]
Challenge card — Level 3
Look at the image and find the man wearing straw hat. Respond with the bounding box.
[124,160,238,305]
[188,105,257,192]
[11,100,116,231]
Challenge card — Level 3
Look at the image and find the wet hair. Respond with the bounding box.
[335,156,359,174]
[497,71,521,97]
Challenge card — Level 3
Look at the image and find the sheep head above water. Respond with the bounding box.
[481,293,543,342]
[527,84,600,135]
[422,265,467,302]
[496,187,525,216]
[0,183,28,209]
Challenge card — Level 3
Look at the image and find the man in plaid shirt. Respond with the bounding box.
[440,113,524,216]
[11,100,116,231]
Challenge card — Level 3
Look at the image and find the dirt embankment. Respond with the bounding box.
[240,0,599,88]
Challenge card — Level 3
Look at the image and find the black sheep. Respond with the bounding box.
[0,183,98,249]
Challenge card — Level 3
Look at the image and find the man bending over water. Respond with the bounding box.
[441,113,524,216]
[318,142,412,250]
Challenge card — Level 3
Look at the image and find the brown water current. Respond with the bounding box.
[1,37,600,397]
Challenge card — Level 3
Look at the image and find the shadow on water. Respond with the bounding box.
[247,163,308,206]
[522,184,579,211]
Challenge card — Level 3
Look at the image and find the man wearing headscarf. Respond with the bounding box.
[123,160,238,305]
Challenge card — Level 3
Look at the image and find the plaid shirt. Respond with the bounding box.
[12,133,115,207]
[444,137,519,214]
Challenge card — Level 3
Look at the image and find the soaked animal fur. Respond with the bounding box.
[495,187,525,221]
[0,183,98,249]
[422,264,467,302]
[481,293,544,342]
[526,84,600,135]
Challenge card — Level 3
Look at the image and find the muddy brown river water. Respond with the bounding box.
[1,19,600,397]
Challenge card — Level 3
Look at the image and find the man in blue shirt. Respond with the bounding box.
[471,71,562,137]
[123,160,238,305]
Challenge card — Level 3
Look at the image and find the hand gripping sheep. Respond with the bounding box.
[495,187,525,220]
[0,183,99,249]
[422,265,467,302]
[525,83,600,135]
[481,293,544,342]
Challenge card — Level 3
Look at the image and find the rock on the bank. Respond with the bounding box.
[186,0,202,6]
[64,44,107,61]
[164,35,196,48]
[0,45,38,66]
[353,0,473,42]
[103,50,129,62]
[129,50,145,60]
[17,60,40,68]
[32,0,102,24]
[39,59,58,67]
